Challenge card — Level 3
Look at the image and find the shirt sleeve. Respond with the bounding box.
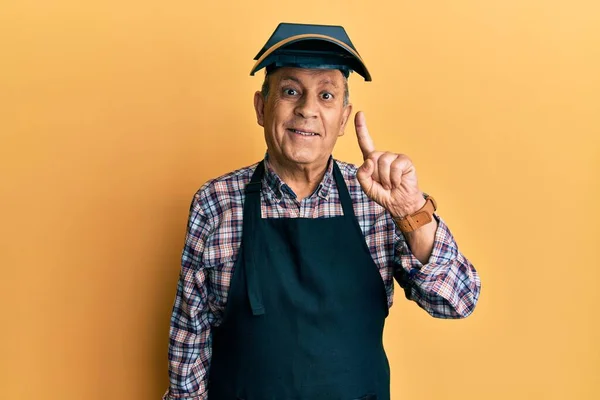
[163,194,215,400]
[394,214,481,318]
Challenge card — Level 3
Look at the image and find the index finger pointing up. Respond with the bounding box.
[354,111,376,159]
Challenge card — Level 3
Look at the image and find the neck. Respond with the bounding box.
[267,154,329,201]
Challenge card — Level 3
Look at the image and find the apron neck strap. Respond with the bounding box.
[243,161,266,316]
[246,160,355,218]
[331,161,356,218]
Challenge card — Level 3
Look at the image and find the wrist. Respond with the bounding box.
[392,194,437,233]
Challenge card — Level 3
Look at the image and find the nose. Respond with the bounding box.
[294,93,319,119]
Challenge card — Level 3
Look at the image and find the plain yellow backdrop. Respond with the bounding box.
[1,0,599,399]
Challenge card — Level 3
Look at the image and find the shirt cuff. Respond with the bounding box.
[163,390,206,400]
[399,214,459,277]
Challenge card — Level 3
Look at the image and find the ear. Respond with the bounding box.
[338,103,353,137]
[254,91,265,127]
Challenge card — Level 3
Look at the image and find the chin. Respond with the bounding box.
[283,150,321,165]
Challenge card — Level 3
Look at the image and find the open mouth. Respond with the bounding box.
[288,128,319,137]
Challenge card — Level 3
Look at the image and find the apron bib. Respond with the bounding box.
[208,161,390,400]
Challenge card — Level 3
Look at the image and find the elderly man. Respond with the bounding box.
[164,23,480,400]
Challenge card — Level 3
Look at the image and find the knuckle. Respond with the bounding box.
[383,152,398,162]
[369,151,383,162]
[393,155,412,167]
[378,153,395,166]
[398,154,412,163]
[390,163,403,172]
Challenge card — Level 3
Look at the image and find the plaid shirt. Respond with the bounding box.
[164,156,480,400]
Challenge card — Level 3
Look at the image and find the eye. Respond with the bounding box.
[321,92,334,100]
[283,88,299,96]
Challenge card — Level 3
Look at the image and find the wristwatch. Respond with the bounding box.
[394,194,437,233]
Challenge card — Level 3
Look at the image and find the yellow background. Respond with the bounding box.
[1,0,599,399]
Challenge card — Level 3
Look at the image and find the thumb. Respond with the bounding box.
[357,158,375,191]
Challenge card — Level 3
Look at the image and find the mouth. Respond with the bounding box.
[287,128,319,137]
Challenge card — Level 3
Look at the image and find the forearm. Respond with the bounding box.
[399,217,437,264]
[164,277,213,400]
[388,194,437,265]
[395,216,481,318]
[166,200,214,400]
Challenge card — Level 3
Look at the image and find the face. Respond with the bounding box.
[254,67,352,172]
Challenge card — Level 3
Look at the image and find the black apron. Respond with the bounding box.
[207,161,390,400]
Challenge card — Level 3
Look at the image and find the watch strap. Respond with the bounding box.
[395,195,437,233]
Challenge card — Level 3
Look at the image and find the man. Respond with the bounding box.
[164,23,480,400]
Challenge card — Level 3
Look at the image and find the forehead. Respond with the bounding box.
[270,67,346,87]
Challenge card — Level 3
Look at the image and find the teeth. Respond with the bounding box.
[292,129,316,136]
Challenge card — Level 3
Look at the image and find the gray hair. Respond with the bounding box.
[261,71,350,107]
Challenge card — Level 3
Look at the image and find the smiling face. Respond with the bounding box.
[254,67,353,174]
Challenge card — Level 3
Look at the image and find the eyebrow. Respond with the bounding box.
[280,76,302,84]
[279,76,339,88]
[318,79,338,88]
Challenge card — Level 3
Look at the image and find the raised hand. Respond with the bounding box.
[354,111,426,218]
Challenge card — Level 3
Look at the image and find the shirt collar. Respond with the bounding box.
[263,153,335,200]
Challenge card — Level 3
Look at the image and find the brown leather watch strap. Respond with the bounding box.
[394,195,437,233]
